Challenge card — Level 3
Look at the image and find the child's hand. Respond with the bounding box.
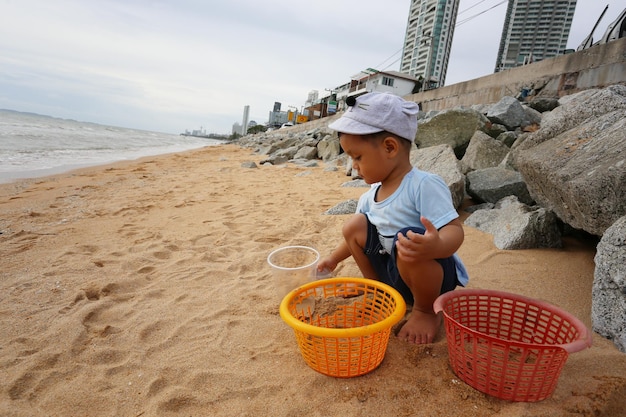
[317,257,338,274]
[395,217,441,262]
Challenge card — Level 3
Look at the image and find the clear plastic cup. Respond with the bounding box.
[316,267,334,279]
[267,245,320,301]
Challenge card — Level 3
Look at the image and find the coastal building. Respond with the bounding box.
[494,0,577,72]
[305,90,319,108]
[342,69,421,109]
[241,105,250,136]
[315,69,422,115]
[400,0,460,90]
[267,102,292,128]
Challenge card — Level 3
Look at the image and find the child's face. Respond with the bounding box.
[339,133,393,184]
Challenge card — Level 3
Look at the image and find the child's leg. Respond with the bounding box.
[396,258,444,344]
[342,213,379,279]
[343,215,446,343]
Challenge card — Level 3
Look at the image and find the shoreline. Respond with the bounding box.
[1,143,624,416]
[0,141,227,186]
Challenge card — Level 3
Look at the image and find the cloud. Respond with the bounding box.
[1,0,623,134]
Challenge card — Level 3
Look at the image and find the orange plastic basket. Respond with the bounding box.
[434,289,592,402]
[280,277,406,378]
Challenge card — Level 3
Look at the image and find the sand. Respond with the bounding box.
[1,143,624,416]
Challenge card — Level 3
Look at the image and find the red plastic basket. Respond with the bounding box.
[434,289,592,402]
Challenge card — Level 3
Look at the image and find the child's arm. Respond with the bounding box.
[318,241,352,273]
[395,217,464,262]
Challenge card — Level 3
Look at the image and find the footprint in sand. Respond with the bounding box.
[7,352,62,400]
[138,320,171,345]
[147,377,169,397]
[157,394,199,413]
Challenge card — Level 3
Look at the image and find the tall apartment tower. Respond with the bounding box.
[241,105,250,136]
[495,0,577,72]
[400,0,460,89]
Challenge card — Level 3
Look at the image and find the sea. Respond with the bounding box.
[0,109,226,184]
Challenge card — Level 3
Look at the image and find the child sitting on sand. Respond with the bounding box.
[318,92,469,344]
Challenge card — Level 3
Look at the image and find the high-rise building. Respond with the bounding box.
[241,105,250,135]
[495,0,577,72]
[400,0,460,90]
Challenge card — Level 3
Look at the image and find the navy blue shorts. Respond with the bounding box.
[363,216,459,305]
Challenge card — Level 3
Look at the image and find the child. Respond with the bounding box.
[318,92,469,344]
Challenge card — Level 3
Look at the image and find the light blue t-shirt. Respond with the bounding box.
[356,168,469,286]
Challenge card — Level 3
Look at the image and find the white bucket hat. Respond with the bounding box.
[328,92,419,142]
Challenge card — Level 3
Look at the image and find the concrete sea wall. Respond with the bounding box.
[407,37,626,112]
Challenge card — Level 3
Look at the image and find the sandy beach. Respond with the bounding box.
[1,143,624,416]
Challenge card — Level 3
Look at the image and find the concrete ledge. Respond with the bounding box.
[406,37,626,111]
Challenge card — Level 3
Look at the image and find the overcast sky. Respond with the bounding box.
[1,0,623,134]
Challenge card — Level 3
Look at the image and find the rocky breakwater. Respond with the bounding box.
[237,84,626,352]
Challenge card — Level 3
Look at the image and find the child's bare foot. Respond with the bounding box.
[397,310,441,344]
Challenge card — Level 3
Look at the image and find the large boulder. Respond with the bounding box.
[522,105,542,129]
[592,216,626,353]
[486,96,527,130]
[294,145,318,160]
[514,85,626,151]
[514,99,626,236]
[414,108,490,158]
[317,134,340,161]
[496,131,519,148]
[466,167,534,205]
[410,144,466,209]
[461,131,510,173]
[527,97,559,112]
[464,196,561,250]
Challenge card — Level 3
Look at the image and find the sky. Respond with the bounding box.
[1,0,623,135]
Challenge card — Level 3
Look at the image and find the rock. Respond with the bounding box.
[341,179,369,188]
[324,199,358,215]
[272,146,300,162]
[515,85,626,151]
[461,131,510,173]
[265,137,299,155]
[260,154,289,165]
[464,202,495,213]
[293,145,318,160]
[240,161,258,168]
[592,215,626,353]
[483,122,508,139]
[521,105,542,129]
[496,131,518,148]
[486,96,527,130]
[410,144,466,209]
[528,97,559,112]
[414,108,490,158]
[464,196,562,250]
[466,167,534,205]
[291,159,319,168]
[515,110,626,236]
[317,134,341,161]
